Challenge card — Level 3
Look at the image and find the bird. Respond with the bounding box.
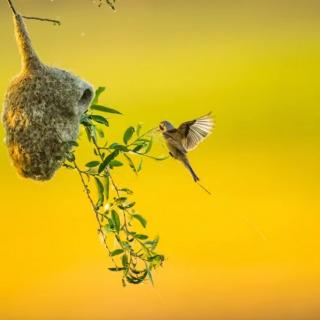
[159,112,214,191]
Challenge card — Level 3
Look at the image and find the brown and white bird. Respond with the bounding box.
[159,113,214,184]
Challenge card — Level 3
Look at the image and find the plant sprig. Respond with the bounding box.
[64,87,166,286]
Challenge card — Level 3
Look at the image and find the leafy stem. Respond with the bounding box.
[72,160,119,269]
[64,86,166,286]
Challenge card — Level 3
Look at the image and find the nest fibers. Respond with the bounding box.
[2,14,94,181]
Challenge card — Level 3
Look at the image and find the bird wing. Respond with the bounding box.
[163,129,187,154]
[178,113,214,151]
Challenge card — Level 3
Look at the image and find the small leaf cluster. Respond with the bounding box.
[64,87,166,286]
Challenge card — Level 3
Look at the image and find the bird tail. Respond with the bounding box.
[183,158,212,195]
[197,182,212,195]
[183,159,200,182]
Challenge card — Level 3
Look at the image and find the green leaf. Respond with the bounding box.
[134,234,148,240]
[109,143,129,152]
[118,188,133,195]
[130,268,147,275]
[88,125,97,144]
[92,87,106,105]
[80,114,93,127]
[126,271,148,283]
[122,254,129,267]
[111,210,121,232]
[85,161,100,168]
[144,138,153,154]
[91,104,122,115]
[90,115,109,126]
[110,248,124,257]
[94,177,104,208]
[97,127,105,138]
[133,144,144,152]
[148,254,165,265]
[109,160,124,168]
[132,214,147,228]
[154,155,170,161]
[108,267,126,272]
[102,224,113,234]
[137,159,143,172]
[84,126,92,142]
[146,267,154,286]
[121,241,131,250]
[115,197,128,204]
[107,217,115,230]
[144,236,159,251]
[123,154,137,174]
[118,202,136,210]
[132,140,146,146]
[98,150,119,173]
[126,275,145,284]
[123,126,135,145]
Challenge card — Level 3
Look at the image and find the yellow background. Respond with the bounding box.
[0,0,320,319]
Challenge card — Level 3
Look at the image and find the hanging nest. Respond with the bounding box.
[2,12,94,181]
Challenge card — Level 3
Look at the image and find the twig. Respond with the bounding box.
[73,160,119,269]
[131,152,168,161]
[7,0,17,15]
[6,0,61,26]
[22,16,61,26]
[91,139,141,277]
[128,127,158,147]
[98,0,116,10]
[106,0,116,10]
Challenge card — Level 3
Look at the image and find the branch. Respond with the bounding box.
[64,88,166,285]
[73,160,120,270]
[127,127,158,147]
[22,16,61,26]
[98,0,116,10]
[6,0,61,26]
[7,0,17,15]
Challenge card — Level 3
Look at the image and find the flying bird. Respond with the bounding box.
[159,113,214,192]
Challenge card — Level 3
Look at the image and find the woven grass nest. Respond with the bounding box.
[2,13,94,181]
